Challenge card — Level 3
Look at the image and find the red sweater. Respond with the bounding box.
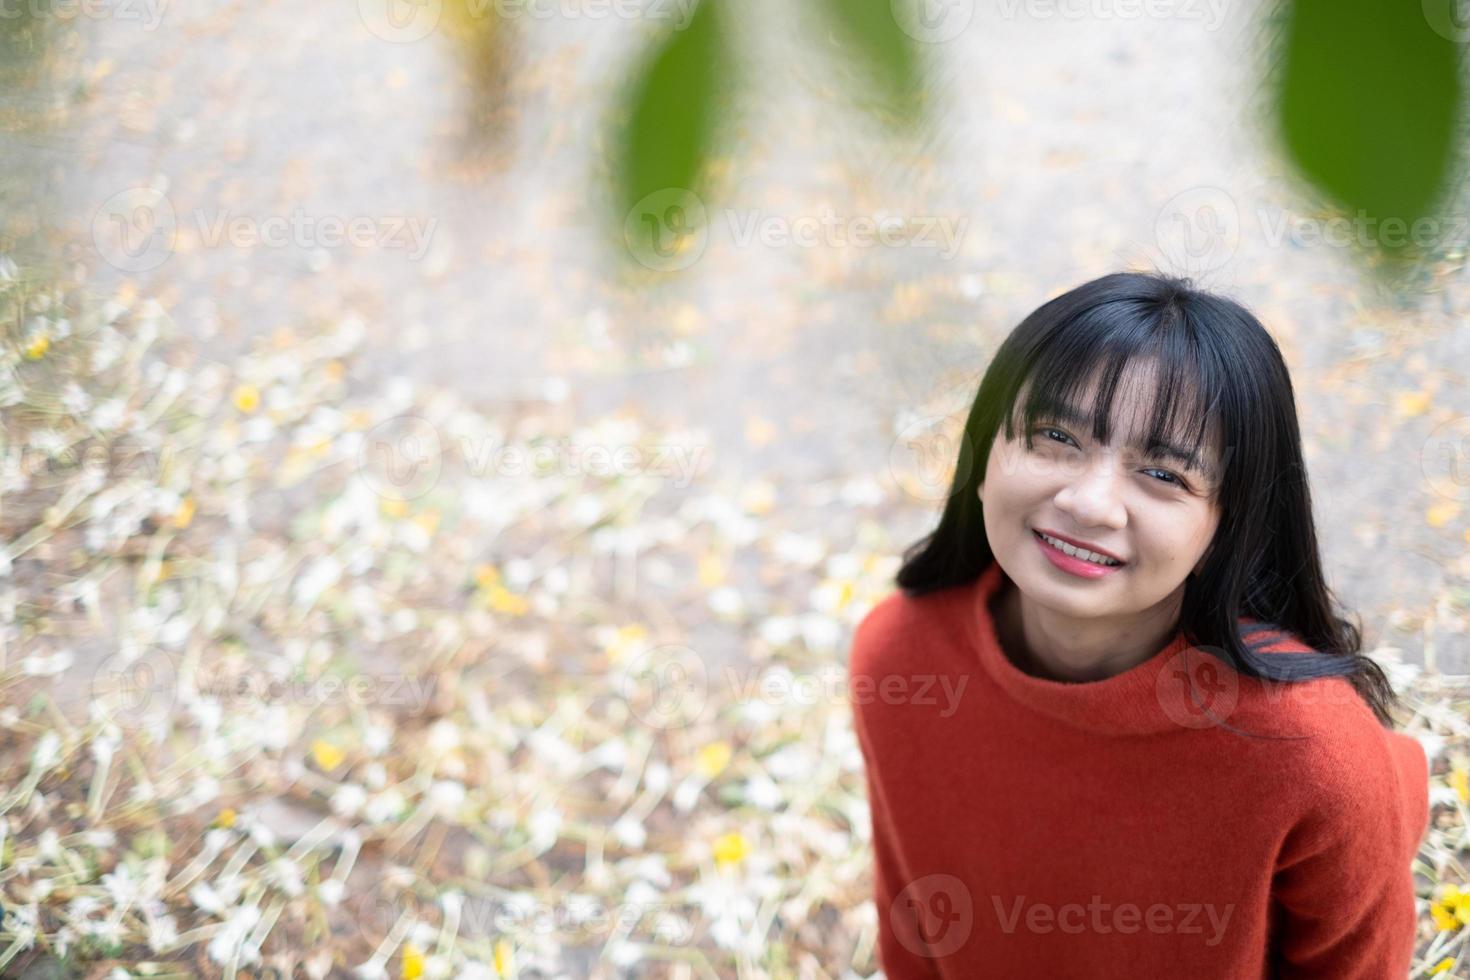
[849,559,1430,979]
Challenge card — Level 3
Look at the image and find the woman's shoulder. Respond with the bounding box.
[848,582,967,675]
[1228,621,1426,800]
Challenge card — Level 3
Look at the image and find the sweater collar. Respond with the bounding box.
[964,559,1216,737]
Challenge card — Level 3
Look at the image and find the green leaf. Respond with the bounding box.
[1278,0,1463,258]
[614,0,730,225]
[817,0,924,123]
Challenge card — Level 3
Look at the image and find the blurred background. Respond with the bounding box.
[3,0,1470,976]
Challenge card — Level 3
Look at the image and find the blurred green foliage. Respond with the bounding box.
[1279,0,1463,263]
[614,0,1467,275]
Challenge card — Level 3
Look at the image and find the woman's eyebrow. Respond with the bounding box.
[1038,402,1218,481]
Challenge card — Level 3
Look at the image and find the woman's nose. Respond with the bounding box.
[1056,454,1127,525]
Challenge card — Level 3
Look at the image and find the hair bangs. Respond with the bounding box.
[1001,304,1228,487]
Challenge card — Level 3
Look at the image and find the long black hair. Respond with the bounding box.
[895,269,1404,730]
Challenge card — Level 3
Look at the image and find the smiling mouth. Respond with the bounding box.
[1032,529,1127,567]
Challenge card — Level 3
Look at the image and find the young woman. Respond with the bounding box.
[848,271,1430,978]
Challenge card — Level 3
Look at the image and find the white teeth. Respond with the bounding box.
[1038,532,1121,566]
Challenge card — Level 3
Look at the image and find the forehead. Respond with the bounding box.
[1014,367,1224,479]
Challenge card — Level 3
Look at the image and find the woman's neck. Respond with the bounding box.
[989,573,1184,683]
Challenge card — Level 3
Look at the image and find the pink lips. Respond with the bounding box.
[1032,529,1127,579]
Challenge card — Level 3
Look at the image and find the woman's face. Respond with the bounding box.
[978,373,1223,622]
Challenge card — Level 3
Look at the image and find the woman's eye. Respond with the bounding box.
[1035,427,1074,446]
[1144,468,1184,487]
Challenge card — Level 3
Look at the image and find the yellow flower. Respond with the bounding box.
[695,741,732,779]
[1427,500,1461,529]
[1430,956,1459,974]
[604,624,647,665]
[1432,900,1460,931]
[173,496,197,529]
[744,416,775,448]
[1396,390,1433,418]
[741,481,776,515]
[1450,768,1468,803]
[493,939,514,977]
[311,739,345,772]
[411,510,440,537]
[401,942,425,980]
[474,563,501,590]
[380,498,410,519]
[696,552,726,588]
[486,585,529,616]
[713,830,750,870]
[215,807,237,828]
[24,334,49,360]
[232,384,260,413]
